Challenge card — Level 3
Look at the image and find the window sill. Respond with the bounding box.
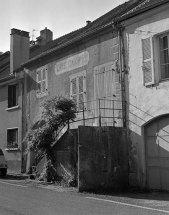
[6,106,19,111]
[36,91,49,98]
[5,148,19,151]
[159,78,169,83]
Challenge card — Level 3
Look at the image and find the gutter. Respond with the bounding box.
[115,0,168,23]
[0,74,15,84]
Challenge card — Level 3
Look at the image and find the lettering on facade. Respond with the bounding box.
[55,51,89,75]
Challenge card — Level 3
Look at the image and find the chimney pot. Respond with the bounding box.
[86,20,91,25]
[36,27,53,46]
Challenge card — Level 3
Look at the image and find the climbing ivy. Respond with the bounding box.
[24,96,77,180]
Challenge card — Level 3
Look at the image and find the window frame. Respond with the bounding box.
[6,127,19,150]
[158,32,169,81]
[69,70,86,111]
[7,84,19,108]
[36,65,48,97]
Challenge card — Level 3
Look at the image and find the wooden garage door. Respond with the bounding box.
[146,116,169,190]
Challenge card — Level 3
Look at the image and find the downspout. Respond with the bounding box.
[112,21,126,127]
[21,81,24,173]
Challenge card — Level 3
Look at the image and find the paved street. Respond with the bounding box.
[1,179,169,215]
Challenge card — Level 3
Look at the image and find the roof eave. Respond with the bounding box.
[115,0,168,23]
[0,74,15,83]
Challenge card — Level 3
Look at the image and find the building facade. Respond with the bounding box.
[117,0,169,190]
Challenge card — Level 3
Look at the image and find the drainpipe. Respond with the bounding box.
[21,81,25,173]
[112,22,126,127]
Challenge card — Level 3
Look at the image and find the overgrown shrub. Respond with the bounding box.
[24,96,77,182]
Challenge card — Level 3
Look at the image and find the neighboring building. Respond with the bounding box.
[114,0,169,190]
[0,29,28,172]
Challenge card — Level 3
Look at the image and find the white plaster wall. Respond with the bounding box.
[124,6,169,187]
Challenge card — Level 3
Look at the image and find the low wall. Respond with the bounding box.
[78,126,128,192]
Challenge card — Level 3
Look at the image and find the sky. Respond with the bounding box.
[0,0,126,53]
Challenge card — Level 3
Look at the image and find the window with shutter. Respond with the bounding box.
[142,37,154,86]
[36,66,48,96]
[70,71,86,111]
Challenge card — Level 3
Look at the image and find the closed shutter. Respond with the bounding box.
[78,75,86,110]
[71,77,77,105]
[36,66,48,94]
[70,72,86,111]
[36,69,41,93]
[94,64,116,125]
[142,37,154,86]
[41,67,47,93]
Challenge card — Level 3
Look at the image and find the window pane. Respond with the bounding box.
[7,129,18,148]
[37,70,41,82]
[8,85,17,108]
[159,36,168,50]
[160,50,169,64]
[42,81,46,92]
[42,68,46,80]
[161,65,169,79]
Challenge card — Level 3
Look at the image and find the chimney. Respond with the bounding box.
[10,28,29,74]
[36,27,53,46]
[86,20,91,26]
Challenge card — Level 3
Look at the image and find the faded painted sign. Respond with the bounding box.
[55,51,89,75]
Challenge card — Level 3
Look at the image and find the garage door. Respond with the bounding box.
[146,116,169,190]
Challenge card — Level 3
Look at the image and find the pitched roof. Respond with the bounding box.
[0,52,11,81]
[23,0,146,66]
[0,0,168,80]
[117,0,168,21]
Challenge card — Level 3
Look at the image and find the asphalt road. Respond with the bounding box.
[0,180,169,215]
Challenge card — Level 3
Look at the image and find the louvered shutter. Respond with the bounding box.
[142,37,154,86]
[78,75,85,110]
[36,69,41,93]
[71,77,77,105]
[41,67,46,93]
[45,66,48,91]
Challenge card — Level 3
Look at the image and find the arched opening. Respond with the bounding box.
[145,114,169,190]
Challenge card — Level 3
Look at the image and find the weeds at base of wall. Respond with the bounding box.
[55,166,77,187]
[37,161,77,187]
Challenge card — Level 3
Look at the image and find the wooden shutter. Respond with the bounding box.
[71,77,77,105]
[45,66,48,91]
[41,67,46,93]
[142,37,154,86]
[78,75,86,110]
[36,69,41,93]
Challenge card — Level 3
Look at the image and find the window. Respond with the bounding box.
[142,33,169,86]
[36,66,48,95]
[7,128,18,149]
[8,85,18,108]
[159,34,169,79]
[70,71,86,111]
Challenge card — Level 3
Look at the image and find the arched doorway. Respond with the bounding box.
[145,115,169,190]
